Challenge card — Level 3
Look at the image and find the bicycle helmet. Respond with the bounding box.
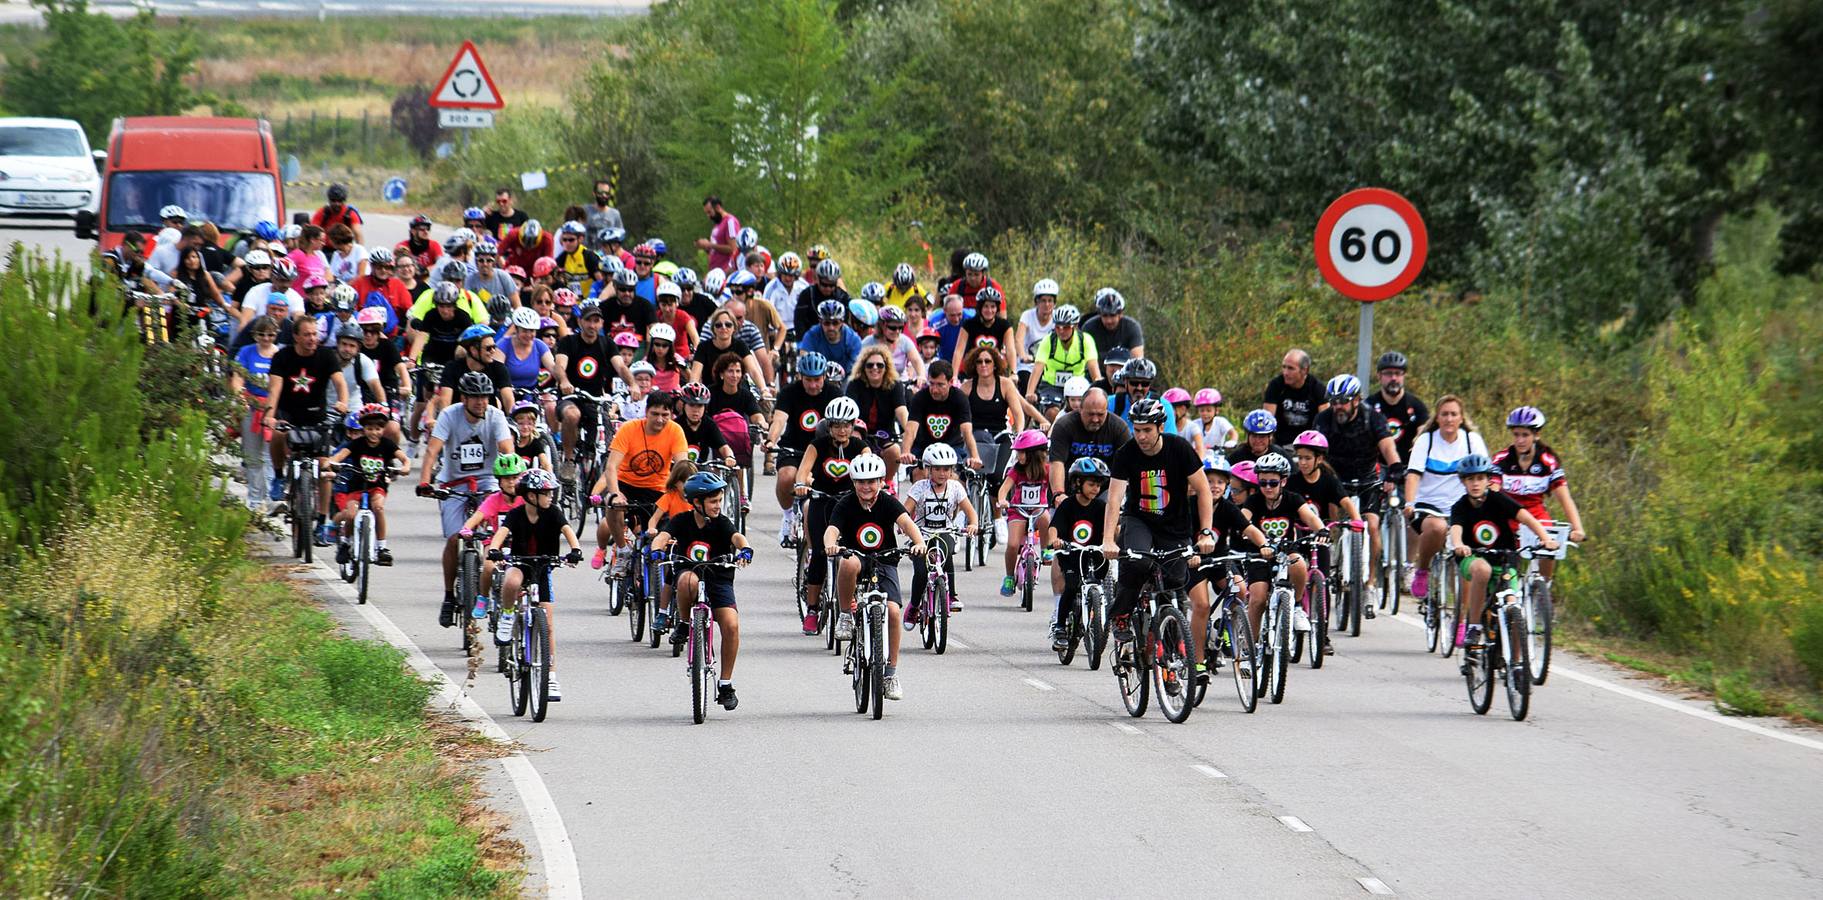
[1256,453,1293,477]
[1093,287,1125,315]
[649,322,677,344]
[459,324,493,345]
[975,286,1003,308]
[282,223,303,241]
[848,298,878,326]
[556,221,584,238]
[521,468,559,492]
[1032,278,1059,298]
[159,204,186,221]
[509,400,540,419]
[344,412,362,431]
[1204,453,1232,475]
[1054,304,1082,326]
[806,243,831,263]
[878,305,906,326]
[1063,376,1091,399]
[815,258,841,282]
[474,241,498,259]
[511,307,541,331]
[1193,388,1222,406]
[1122,357,1158,382]
[679,381,711,405]
[356,306,388,327]
[332,325,362,347]
[1068,456,1111,481]
[825,362,846,385]
[649,238,668,257]
[551,287,579,307]
[1242,409,1277,436]
[331,283,358,307]
[736,226,759,251]
[538,316,560,330]
[326,183,348,202]
[1377,350,1409,371]
[921,443,958,467]
[1325,373,1362,401]
[458,371,495,396]
[254,220,281,241]
[816,299,846,322]
[270,258,297,281]
[778,252,804,275]
[519,220,542,245]
[849,454,887,481]
[244,249,273,268]
[892,262,916,288]
[1506,406,1546,430]
[962,252,989,272]
[356,402,390,424]
[531,257,557,278]
[824,396,862,423]
[494,453,529,477]
[629,361,657,378]
[366,246,394,266]
[1455,454,1497,477]
[702,269,726,294]
[485,295,511,324]
[463,206,486,222]
[505,265,529,281]
[1011,428,1048,451]
[656,281,683,302]
[600,226,627,245]
[1229,460,1259,486]
[1293,430,1329,451]
[859,281,886,304]
[673,267,699,290]
[1129,398,1168,426]
[443,232,471,253]
[1162,387,1192,406]
[683,470,727,500]
[723,270,755,291]
[613,331,641,349]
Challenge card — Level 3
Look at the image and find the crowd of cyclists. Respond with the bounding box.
[130,182,1590,718]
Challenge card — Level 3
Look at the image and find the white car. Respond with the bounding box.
[0,117,103,224]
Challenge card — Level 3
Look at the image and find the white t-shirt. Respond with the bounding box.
[1017,308,1054,373]
[1409,428,1490,511]
[860,333,920,380]
[907,478,968,528]
[329,244,368,283]
[241,282,305,317]
[766,277,810,330]
[1185,414,1237,453]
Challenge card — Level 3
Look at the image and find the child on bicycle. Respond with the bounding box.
[327,404,408,567]
[1449,454,1558,647]
[651,470,753,711]
[486,468,585,701]
[1240,453,1325,643]
[825,454,927,702]
[996,429,1053,599]
[652,459,699,635]
[1185,455,1272,677]
[510,400,553,472]
[1046,457,1110,651]
[905,443,980,623]
[794,397,877,634]
[459,454,528,618]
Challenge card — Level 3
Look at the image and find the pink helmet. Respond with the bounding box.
[613,331,641,348]
[1293,430,1329,451]
[1193,388,1222,406]
[1011,428,1048,452]
[1229,460,1258,486]
[354,306,388,326]
[1161,387,1192,405]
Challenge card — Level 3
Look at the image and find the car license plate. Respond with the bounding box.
[13,192,67,208]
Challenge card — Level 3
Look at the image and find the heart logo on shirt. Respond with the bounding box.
[825,458,850,479]
[927,414,951,438]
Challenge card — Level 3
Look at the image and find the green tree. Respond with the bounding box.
[0,0,201,141]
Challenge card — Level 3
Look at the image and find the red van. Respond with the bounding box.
[75,116,285,252]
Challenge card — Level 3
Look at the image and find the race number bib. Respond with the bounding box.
[1017,483,1045,506]
[457,438,485,473]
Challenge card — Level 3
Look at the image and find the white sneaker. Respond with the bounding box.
[1292,607,1312,633]
[547,673,562,701]
[495,611,515,644]
[994,519,1008,544]
[836,611,855,634]
[883,675,903,700]
[778,509,795,547]
[612,544,632,576]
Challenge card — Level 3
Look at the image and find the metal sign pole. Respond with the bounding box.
[1356,301,1374,386]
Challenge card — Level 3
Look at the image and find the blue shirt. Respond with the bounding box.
[797,325,863,373]
[1111,390,1179,436]
[235,343,277,398]
[635,274,657,305]
[929,315,968,362]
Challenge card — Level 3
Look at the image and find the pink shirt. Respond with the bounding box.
[708,212,741,274]
[289,249,328,285]
[474,491,524,528]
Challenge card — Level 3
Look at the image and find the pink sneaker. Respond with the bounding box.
[1455,621,1469,645]
[801,612,819,635]
[590,547,608,570]
[1411,568,1429,598]
[949,596,963,613]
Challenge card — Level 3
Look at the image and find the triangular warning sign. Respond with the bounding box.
[429,41,504,110]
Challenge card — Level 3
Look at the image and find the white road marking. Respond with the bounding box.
[1023,677,1055,692]
[1278,815,1314,833]
[1191,763,1228,779]
[1358,876,1396,895]
[947,638,970,650]
[1111,721,1142,735]
[1381,611,1823,753]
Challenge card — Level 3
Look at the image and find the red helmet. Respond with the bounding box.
[356,403,391,424]
[532,257,557,278]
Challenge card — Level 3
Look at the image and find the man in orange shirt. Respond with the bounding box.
[590,390,690,571]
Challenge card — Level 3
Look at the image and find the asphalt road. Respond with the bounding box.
[13,214,1823,897]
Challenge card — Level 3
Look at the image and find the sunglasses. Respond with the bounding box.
[362,326,383,334]
[561,235,578,242]
[882,323,902,331]
[863,361,886,370]
[713,321,735,329]
[480,343,498,352]
[1127,380,1152,389]
[1257,479,1282,488]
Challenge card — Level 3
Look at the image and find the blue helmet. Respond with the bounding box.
[848,298,878,326]
[463,206,485,222]
[1455,454,1497,477]
[1242,409,1277,436]
[1325,373,1362,401]
[649,238,668,257]
[459,324,494,344]
[797,351,829,377]
[683,471,728,500]
[344,412,362,431]
[1203,453,1232,474]
[817,299,846,321]
[254,220,281,241]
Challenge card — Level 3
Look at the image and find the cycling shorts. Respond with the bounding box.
[1459,556,1520,585]
[333,487,385,511]
[775,446,804,468]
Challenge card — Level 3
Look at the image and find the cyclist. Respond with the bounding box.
[265,317,351,544]
[846,345,910,481]
[1108,357,1177,435]
[1083,288,1144,359]
[310,183,364,244]
[795,259,851,338]
[902,360,982,483]
[592,390,690,572]
[995,429,1052,598]
[653,282,698,360]
[459,454,528,619]
[554,221,600,284]
[676,382,738,470]
[327,403,408,566]
[1226,409,1292,467]
[602,265,656,340]
[1045,387,1131,498]
[953,286,1014,373]
[1313,373,1401,597]
[1402,395,1488,600]
[1366,350,1428,462]
[419,371,516,626]
[397,214,440,273]
[945,252,1001,312]
[765,252,809,328]
[691,308,768,390]
[466,242,520,309]
[885,262,927,310]
[1101,399,1218,660]
[332,323,387,412]
[1183,455,1272,680]
[652,470,753,711]
[1046,457,1109,649]
[1240,452,1327,642]
[962,345,1023,498]
[1061,376,1091,415]
[769,352,840,542]
[462,206,488,242]
[428,232,472,289]
[1027,304,1101,415]
[825,453,927,701]
[554,302,621,481]
[1014,278,1058,394]
[487,468,584,701]
[325,224,368,283]
[509,400,554,472]
[598,226,634,271]
[906,443,980,620]
[1449,455,1559,648]
[795,397,878,633]
[484,189,529,240]
[1491,406,1587,579]
[438,324,514,412]
[1185,388,1236,458]
[799,299,862,375]
[1263,348,1327,446]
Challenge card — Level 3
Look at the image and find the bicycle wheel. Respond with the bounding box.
[850,626,869,714]
[1085,584,1106,671]
[1020,556,1035,612]
[1308,577,1328,670]
[1226,605,1258,713]
[869,607,886,720]
[1423,592,1442,653]
[932,574,950,655]
[606,565,625,616]
[794,536,809,622]
[1346,536,1364,636]
[1268,590,1291,705]
[1115,640,1148,718]
[1465,638,1493,716]
[528,606,551,722]
[355,517,371,605]
[628,574,646,641]
[646,594,662,648]
[1152,604,1194,724]
[507,606,528,717]
[1527,577,1553,685]
[1439,561,1461,658]
[1386,526,1403,616]
[1057,602,1079,666]
[458,549,479,652]
[690,606,710,724]
[1503,603,1531,721]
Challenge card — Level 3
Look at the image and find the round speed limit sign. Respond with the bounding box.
[1314,188,1428,302]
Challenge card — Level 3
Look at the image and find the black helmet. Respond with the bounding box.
[1122,357,1158,382]
[1129,398,1168,426]
[1377,350,1408,372]
[327,183,349,202]
[457,371,495,397]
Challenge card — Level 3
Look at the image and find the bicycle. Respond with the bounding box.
[561,391,612,529]
[1519,523,1574,685]
[278,421,328,564]
[1289,534,1330,670]
[1329,487,1375,635]
[1377,487,1408,617]
[1005,503,1048,612]
[431,486,485,654]
[1053,543,1110,670]
[1192,552,1258,713]
[489,551,578,723]
[700,461,748,534]
[332,461,402,605]
[1252,549,1296,706]
[661,555,741,724]
[839,548,905,720]
[785,486,840,645]
[960,465,997,570]
[1412,506,1458,656]
[912,525,960,655]
[1109,545,1197,724]
[1460,547,1551,721]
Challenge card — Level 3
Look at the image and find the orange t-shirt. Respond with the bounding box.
[657,489,690,518]
[610,420,688,492]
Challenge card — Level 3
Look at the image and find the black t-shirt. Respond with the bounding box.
[483,208,529,240]
[684,292,717,332]
[659,511,739,583]
[269,345,341,421]
[829,491,909,552]
[678,414,730,464]
[907,386,971,451]
[795,285,850,336]
[806,433,874,496]
[1082,315,1143,356]
[333,436,401,492]
[603,297,656,340]
[959,315,1013,359]
[1046,411,1133,466]
[361,338,404,394]
[775,380,837,451]
[845,380,906,441]
[502,503,566,557]
[1292,469,1345,519]
[1367,390,1429,462]
[1108,433,1203,541]
[556,332,616,395]
[412,308,476,366]
[1263,374,1326,445]
[440,359,512,407]
[1450,490,1525,552]
[1052,495,1107,548]
[706,382,759,421]
[1207,497,1255,554]
[515,432,550,468]
[1314,406,1392,482]
[1242,489,1309,548]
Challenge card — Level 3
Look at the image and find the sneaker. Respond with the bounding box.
[439,595,457,628]
[1412,568,1430,599]
[1112,615,1134,643]
[495,611,515,644]
[1051,626,1068,651]
[314,523,336,546]
[559,458,577,482]
[1456,621,1469,646]
[1465,624,1485,647]
[717,683,738,710]
[1363,603,1375,620]
[1000,576,1016,597]
[883,675,903,701]
[670,623,689,647]
[654,609,671,632]
[994,519,1007,544]
[268,479,286,502]
[1292,606,1311,632]
[1195,662,1211,685]
[547,674,562,701]
[266,499,288,517]
[470,594,489,620]
[801,611,819,635]
[836,611,854,634]
[336,541,351,565]
[1236,657,1253,679]
[376,547,394,566]
[612,546,633,576]
[590,547,608,570]
[1322,641,1335,655]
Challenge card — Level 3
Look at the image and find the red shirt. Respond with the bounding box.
[396,238,442,274]
[501,228,555,275]
[945,276,1003,313]
[658,310,698,359]
[351,274,412,331]
[311,204,364,232]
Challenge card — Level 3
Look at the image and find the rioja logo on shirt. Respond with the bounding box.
[927,414,952,438]
[1070,520,1095,543]
[686,540,712,562]
[1473,521,1500,546]
[1136,469,1169,513]
[856,523,885,549]
[797,409,820,431]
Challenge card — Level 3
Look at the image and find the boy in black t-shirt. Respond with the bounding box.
[1239,453,1325,647]
[653,470,753,711]
[824,454,927,702]
[1046,457,1112,651]
[327,405,409,566]
[1184,457,1271,675]
[487,469,585,701]
[1449,455,1557,647]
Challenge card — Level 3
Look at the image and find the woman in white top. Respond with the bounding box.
[1401,394,1488,599]
[1014,279,1059,391]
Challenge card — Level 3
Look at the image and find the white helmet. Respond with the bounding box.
[282,223,303,240]
[1032,278,1059,298]
[1063,376,1091,399]
[656,280,682,300]
[962,252,989,272]
[511,307,541,330]
[850,453,887,481]
[159,204,187,221]
[921,443,958,467]
[243,249,272,267]
[648,322,677,344]
[702,268,727,294]
[629,360,657,377]
[824,396,861,422]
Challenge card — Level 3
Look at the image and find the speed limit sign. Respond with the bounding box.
[1314,188,1427,302]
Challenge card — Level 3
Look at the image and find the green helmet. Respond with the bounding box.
[493,454,529,478]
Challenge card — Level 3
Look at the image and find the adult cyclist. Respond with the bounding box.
[1027,303,1101,417]
[1313,373,1401,606]
[1366,350,1428,462]
[418,371,516,627]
